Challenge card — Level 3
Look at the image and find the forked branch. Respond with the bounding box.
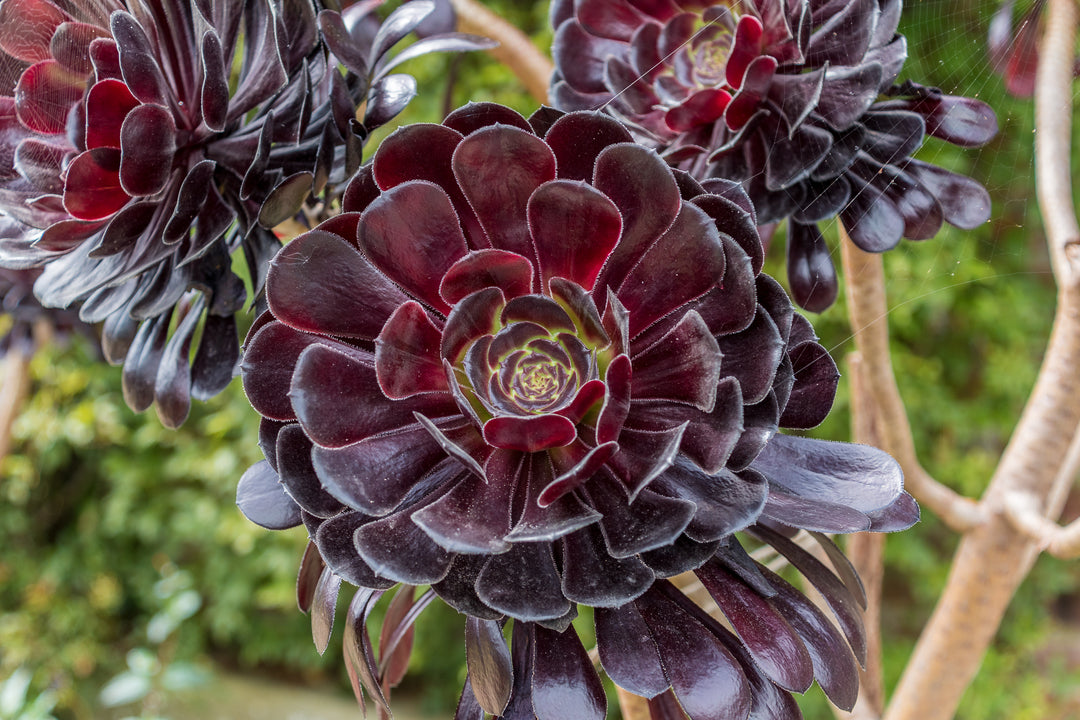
[884,0,1080,717]
[838,227,984,532]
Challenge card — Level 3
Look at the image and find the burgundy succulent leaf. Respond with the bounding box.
[551,0,998,312]
[0,0,492,427]
[237,104,918,719]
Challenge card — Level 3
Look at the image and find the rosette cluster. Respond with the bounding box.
[0,0,492,426]
[238,103,918,719]
[551,0,998,311]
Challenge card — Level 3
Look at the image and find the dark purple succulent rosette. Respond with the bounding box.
[0,0,492,427]
[237,103,918,719]
[550,0,998,312]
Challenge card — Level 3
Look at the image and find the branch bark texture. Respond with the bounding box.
[884,0,1080,717]
[838,230,984,532]
[450,0,553,104]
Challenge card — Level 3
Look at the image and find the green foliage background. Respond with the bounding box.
[2,0,1078,718]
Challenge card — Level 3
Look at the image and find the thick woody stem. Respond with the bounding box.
[834,354,885,720]
[838,228,984,532]
[0,344,32,463]
[449,0,554,104]
[884,1,1080,718]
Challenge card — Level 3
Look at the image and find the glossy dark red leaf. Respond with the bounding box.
[359,180,469,313]
[311,567,343,655]
[63,148,129,221]
[375,301,448,399]
[14,59,83,133]
[440,249,534,305]
[531,623,606,720]
[476,542,571,621]
[637,586,752,720]
[236,459,303,530]
[267,229,408,339]
[452,125,556,260]
[695,561,813,692]
[465,617,513,715]
[528,179,621,293]
[119,104,177,197]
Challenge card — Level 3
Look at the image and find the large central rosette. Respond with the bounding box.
[238,103,918,718]
[240,102,913,624]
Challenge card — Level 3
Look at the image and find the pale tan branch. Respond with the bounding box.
[833,354,885,720]
[0,344,32,463]
[838,226,985,532]
[884,1,1080,718]
[1003,488,1080,559]
[450,0,554,104]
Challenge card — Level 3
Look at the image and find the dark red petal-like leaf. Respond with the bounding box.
[311,568,342,655]
[630,310,721,411]
[759,565,860,711]
[593,143,681,295]
[154,297,202,428]
[541,441,618,506]
[587,477,694,557]
[637,585,752,720]
[717,306,784,405]
[654,460,767,543]
[267,229,408,339]
[595,602,669,699]
[111,11,168,104]
[507,451,602,542]
[528,179,621,293]
[752,432,904,514]
[293,342,456,448]
[412,470,515,553]
[616,202,725,337]
[465,617,513,716]
[15,59,84,134]
[441,286,505,363]
[0,0,67,63]
[277,424,345,518]
[452,125,556,260]
[375,301,448,398]
[236,459,303,530]
[85,78,139,149]
[531,623,607,720]
[314,511,396,589]
[866,490,920,531]
[63,148,129,220]
[297,541,324,614]
[440,249,534,304]
[354,506,455,585]
[786,221,838,313]
[122,313,169,412]
[750,524,866,665]
[359,180,469,313]
[119,103,176,197]
[695,561,814,693]
[241,321,326,421]
[483,413,577,452]
[544,111,633,181]
[561,525,653,607]
[477,541,571,621]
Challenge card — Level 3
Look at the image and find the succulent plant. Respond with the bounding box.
[237,103,918,719]
[0,0,492,426]
[550,0,998,312]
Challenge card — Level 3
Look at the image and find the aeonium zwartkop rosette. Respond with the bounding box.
[0,0,492,427]
[551,0,998,312]
[237,103,919,719]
